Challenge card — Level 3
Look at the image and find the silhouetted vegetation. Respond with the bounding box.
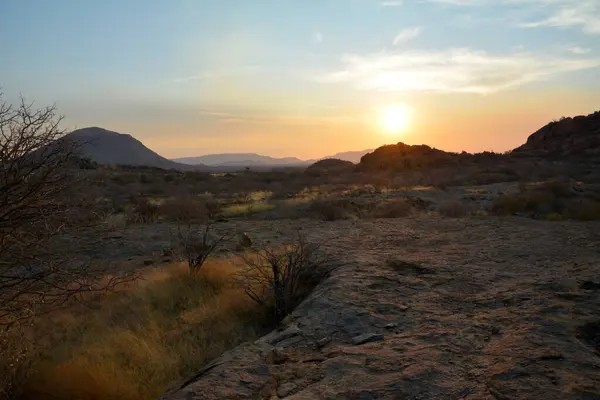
[0,94,132,326]
[238,232,333,321]
[492,179,600,220]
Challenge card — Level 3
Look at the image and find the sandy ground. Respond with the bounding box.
[146,216,600,399]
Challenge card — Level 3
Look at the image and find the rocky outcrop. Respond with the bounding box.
[356,143,503,172]
[513,111,600,159]
[159,217,600,400]
[358,143,456,171]
[356,111,600,172]
[305,159,355,176]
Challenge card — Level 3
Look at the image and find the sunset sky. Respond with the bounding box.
[2,0,599,159]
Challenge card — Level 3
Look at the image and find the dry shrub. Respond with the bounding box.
[129,196,159,223]
[20,258,270,400]
[0,329,34,400]
[492,192,529,215]
[158,196,210,222]
[309,197,425,221]
[371,199,413,218]
[238,232,333,321]
[437,200,471,218]
[491,179,600,220]
[568,197,600,221]
[102,212,128,230]
[343,184,379,197]
[308,199,356,221]
[177,224,226,273]
[252,199,308,220]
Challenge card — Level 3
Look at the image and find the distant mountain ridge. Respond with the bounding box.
[174,153,307,166]
[174,149,374,167]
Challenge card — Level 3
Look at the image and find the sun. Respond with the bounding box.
[377,103,413,135]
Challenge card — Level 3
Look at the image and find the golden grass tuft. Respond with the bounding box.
[221,202,275,217]
[19,257,271,400]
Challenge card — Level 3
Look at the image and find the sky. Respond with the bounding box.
[1,0,600,159]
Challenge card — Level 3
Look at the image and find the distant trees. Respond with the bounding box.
[0,92,130,325]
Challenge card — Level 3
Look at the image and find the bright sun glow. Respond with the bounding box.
[377,104,413,135]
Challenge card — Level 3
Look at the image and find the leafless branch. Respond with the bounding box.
[238,230,333,320]
[177,222,226,273]
[0,92,134,325]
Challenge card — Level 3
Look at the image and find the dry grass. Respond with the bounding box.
[157,196,210,222]
[308,198,354,221]
[221,202,275,217]
[371,199,414,218]
[437,200,471,218]
[308,197,420,221]
[491,180,600,221]
[16,258,272,400]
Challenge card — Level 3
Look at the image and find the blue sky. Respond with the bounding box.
[1,0,599,158]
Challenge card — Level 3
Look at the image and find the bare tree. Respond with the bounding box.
[239,231,332,320]
[0,93,133,325]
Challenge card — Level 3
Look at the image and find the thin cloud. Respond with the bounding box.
[316,47,600,94]
[314,31,323,43]
[380,1,402,6]
[201,110,359,126]
[199,110,234,118]
[172,73,213,83]
[516,0,600,34]
[564,46,592,54]
[427,0,480,5]
[393,27,422,45]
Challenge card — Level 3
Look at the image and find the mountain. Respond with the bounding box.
[512,111,600,158]
[66,127,205,171]
[173,153,307,166]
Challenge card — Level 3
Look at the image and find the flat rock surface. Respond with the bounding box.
[154,216,600,399]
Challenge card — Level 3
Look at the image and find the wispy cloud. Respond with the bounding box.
[380,1,402,6]
[564,45,592,54]
[427,0,480,5]
[172,73,213,83]
[516,0,600,34]
[172,65,289,83]
[200,109,358,126]
[314,31,323,43]
[199,109,234,118]
[393,27,422,45]
[316,48,600,94]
